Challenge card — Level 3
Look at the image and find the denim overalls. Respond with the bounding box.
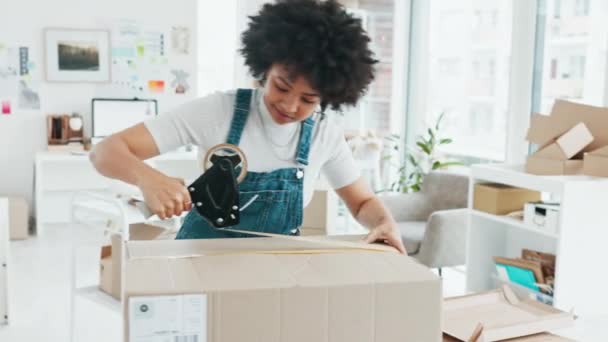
[175,88,314,239]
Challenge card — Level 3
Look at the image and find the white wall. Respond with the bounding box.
[0,0,198,208]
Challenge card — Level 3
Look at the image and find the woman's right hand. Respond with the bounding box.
[137,169,192,220]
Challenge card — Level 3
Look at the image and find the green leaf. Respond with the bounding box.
[435,161,464,169]
[410,184,421,192]
[435,111,446,130]
[408,154,419,167]
[431,161,441,170]
[416,142,431,155]
[439,138,453,145]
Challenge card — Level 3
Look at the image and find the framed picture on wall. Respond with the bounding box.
[44,28,111,82]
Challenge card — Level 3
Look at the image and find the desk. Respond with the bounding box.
[0,198,9,325]
[34,151,200,235]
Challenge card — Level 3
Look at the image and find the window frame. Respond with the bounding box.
[402,0,539,165]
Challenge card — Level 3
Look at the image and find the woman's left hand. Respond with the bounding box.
[364,221,407,254]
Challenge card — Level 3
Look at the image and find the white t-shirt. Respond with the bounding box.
[144,88,360,206]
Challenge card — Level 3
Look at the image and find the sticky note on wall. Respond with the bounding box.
[148,80,165,94]
[2,100,11,114]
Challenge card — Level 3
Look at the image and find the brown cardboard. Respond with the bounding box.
[123,235,442,342]
[99,246,113,296]
[525,157,584,175]
[555,122,593,159]
[583,145,608,177]
[8,197,28,240]
[443,286,574,341]
[474,184,541,215]
[442,333,575,341]
[300,189,332,235]
[527,100,608,150]
[98,223,167,299]
[533,143,568,160]
[525,100,608,175]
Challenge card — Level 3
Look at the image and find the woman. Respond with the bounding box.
[90,0,406,253]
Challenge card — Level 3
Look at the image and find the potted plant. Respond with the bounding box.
[381,112,462,193]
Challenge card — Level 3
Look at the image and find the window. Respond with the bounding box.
[336,0,396,135]
[534,0,608,113]
[574,0,590,16]
[407,0,514,162]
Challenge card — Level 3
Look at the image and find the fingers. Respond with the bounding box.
[364,228,407,255]
[387,235,407,254]
[364,229,381,244]
[151,194,191,220]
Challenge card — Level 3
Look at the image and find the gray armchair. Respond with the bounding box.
[380,171,469,273]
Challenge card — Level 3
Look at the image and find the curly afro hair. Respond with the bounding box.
[240,0,378,111]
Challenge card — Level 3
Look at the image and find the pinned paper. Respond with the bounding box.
[18,80,40,110]
[171,69,190,94]
[2,100,11,114]
[112,46,136,58]
[148,80,165,93]
[136,44,145,57]
[19,47,29,75]
[171,26,190,54]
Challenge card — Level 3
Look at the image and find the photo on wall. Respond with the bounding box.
[45,28,110,82]
[58,40,99,71]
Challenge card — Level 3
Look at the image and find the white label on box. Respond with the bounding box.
[129,294,206,342]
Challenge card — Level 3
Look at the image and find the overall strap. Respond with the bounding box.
[295,116,315,166]
[226,89,253,145]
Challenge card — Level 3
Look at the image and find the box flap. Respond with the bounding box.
[443,286,574,342]
[100,245,112,259]
[525,156,583,175]
[589,145,608,157]
[531,143,567,160]
[555,122,594,159]
[526,113,566,147]
[124,238,435,294]
[130,223,166,240]
[527,100,608,150]
[126,234,394,259]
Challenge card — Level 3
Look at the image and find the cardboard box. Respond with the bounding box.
[526,123,592,175]
[474,183,541,215]
[527,100,608,151]
[443,286,574,341]
[525,157,584,176]
[8,197,28,240]
[555,122,593,159]
[123,235,442,342]
[99,223,169,299]
[442,332,574,341]
[583,145,608,177]
[525,100,608,175]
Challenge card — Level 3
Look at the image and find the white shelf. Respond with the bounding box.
[471,210,559,239]
[470,163,604,195]
[467,163,608,316]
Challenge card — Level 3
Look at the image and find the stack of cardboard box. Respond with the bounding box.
[526,100,608,176]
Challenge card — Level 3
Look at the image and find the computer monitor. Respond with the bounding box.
[91,98,158,139]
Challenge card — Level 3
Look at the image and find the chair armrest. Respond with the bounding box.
[414,208,469,268]
[379,192,433,222]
